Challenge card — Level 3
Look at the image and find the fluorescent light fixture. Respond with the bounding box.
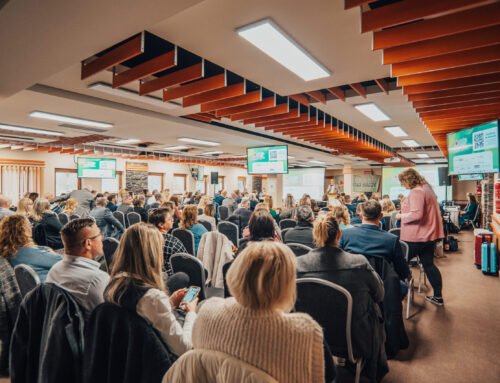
[0,144,10,149]
[309,160,325,165]
[178,137,220,147]
[10,144,23,150]
[426,160,436,164]
[88,82,178,109]
[416,153,430,158]
[163,145,188,151]
[384,126,407,137]
[0,123,63,136]
[354,103,390,121]
[230,155,247,158]
[296,163,312,167]
[203,151,223,155]
[237,19,330,81]
[288,155,295,159]
[115,138,140,144]
[402,139,420,147]
[30,111,113,128]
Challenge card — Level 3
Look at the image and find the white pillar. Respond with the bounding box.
[343,163,353,195]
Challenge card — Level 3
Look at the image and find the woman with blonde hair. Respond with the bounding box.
[104,223,197,357]
[17,198,33,217]
[180,204,207,254]
[0,214,61,282]
[198,203,216,231]
[396,167,444,306]
[263,195,277,219]
[32,199,63,249]
[189,241,333,383]
[296,213,387,382]
[197,195,211,211]
[63,197,78,216]
[279,193,296,220]
[332,205,353,230]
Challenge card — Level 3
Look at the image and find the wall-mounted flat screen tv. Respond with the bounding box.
[77,158,116,179]
[247,145,288,174]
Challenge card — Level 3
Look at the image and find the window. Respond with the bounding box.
[101,171,122,193]
[148,172,164,192]
[0,163,43,204]
[196,175,207,194]
[173,173,187,194]
[215,176,225,193]
[238,176,246,192]
[55,169,80,196]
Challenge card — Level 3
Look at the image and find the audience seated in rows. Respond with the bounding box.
[132,195,148,222]
[0,214,62,282]
[237,209,279,255]
[333,205,353,230]
[198,203,216,231]
[32,199,64,250]
[90,197,125,239]
[106,194,118,212]
[296,213,388,382]
[180,205,208,255]
[222,192,238,213]
[283,205,315,248]
[117,195,134,225]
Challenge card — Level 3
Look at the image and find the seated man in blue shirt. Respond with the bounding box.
[339,200,410,298]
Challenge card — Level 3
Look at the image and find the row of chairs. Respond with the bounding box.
[57,213,80,225]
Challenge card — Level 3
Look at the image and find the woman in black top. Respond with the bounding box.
[32,199,63,249]
[132,196,148,222]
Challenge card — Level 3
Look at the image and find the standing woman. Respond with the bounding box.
[397,168,445,306]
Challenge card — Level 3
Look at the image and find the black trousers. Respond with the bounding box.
[407,240,443,297]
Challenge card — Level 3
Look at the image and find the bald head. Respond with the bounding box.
[0,195,10,208]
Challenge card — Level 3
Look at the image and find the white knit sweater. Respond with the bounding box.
[192,297,325,383]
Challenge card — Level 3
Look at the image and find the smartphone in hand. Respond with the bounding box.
[180,286,200,307]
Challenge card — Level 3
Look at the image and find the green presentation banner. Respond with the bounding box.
[77,158,116,178]
[353,175,380,192]
[247,145,288,174]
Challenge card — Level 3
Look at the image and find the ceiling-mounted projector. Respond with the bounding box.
[384,157,401,163]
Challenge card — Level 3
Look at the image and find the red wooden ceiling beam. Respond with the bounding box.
[269,118,320,132]
[345,0,378,9]
[398,60,500,86]
[37,146,50,152]
[163,73,225,102]
[255,114,310,128]
[215,97,275,117]
[392,44,500,77]
[230,103,288,121]
[426,116,498,129]
[350,83,367,98]
[403,73,500,95]
[361,0,488,33]
[82,34,144,80]
[185,114,212,123]
[289,93,310,106]
[415,96,500,113]
[140,63,203,96]
[244,109,299,125]
[49,147,62,153]
[412,91,500,107]
[423,113,498,126]
[305,91,326,104]
[374,78,389,94]
[383,25,500,65]
[408,83,500,101]
[113,50,176,88]
[200,90,261,113]
[372,2,500,50]
[326,87,346,101]
[183,81,245,107]
[419,103,500,119]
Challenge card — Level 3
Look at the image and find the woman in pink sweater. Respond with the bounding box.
[397,168,445,306]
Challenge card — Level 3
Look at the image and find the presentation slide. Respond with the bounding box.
[283,168,325,201]
[77,158,116,179]
[247,145,288,174]
[458,174,483,181]
[382,166,452,202]
[447,120,499,175]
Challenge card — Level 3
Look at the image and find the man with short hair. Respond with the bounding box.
[0,195,14,221]
[148,193,164,210]
[106,194,118,212]
[350,204,363,225]
[46,218,109,315]
[222,192,238,212]
[116,194,133,226]
[232,198,252,221]
[90,197,124,239]
[283,205,315,248]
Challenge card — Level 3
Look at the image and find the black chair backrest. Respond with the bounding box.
[217,221,239,247]
[281,227,292,241]
[198,219,212,232]
[170,253,207,300]
[381,216,391,231]
[219,206,230,221]
[113,211,126,227]
[198,208,203,215]
[102,237,120,269]
[14,265,40,297]
[127,212,141,226]
[295,278,356,362]
[279,219,296,230]
[58,213,69,226]
[32,223,48,246]
[399,240,409,262]
[388,228,401,238]
[172,228,195,256]
[70,214,80,221]
[287,243,312,257]
[222,261,233,298]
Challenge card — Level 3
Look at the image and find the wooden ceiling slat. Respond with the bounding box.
[289,93,310,106]
[344,0,377,9]
[255,114,310,128]
[361,0,488,33]
[113,50,176,88]
[412,91,500,107]
[383,25,500,65]
[185,114,212,123]
[326,87,346,101]
[200,90,261,113]
[163,73,225,102]
[305,91,326,104]
[392,44,500,77]
[374,79,389,94]
[244,109,299,125]
[398,60,500,86]
[426,116,498,129]
[407,83,500,100]
[423,113,498,125]
[419,103,500,119]
[270,118,320,132]
[349,83,367,98]
[215,97,275,117]
[81,34,143,80]
[230,103,288,121]
[140,63,203,96]
[183,82,245,107]
[372,2,500,50]
[276,124,324,134]
[415,96,500,113]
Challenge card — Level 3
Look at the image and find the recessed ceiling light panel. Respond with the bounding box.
[178,137,220,146]
[163,145,188,151]
[354,103,390,121]
[402,139,420,147]
[115,138,140,144]
[30,111,113,128]
[0,123,63,136]
[202,151,223,155]
[384,126,407,137]
[416,153,430,158]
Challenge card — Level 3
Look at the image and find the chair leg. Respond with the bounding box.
[355,359,362,383]
[418,265,422,293]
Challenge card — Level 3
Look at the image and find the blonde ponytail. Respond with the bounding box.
[313,213,339,248]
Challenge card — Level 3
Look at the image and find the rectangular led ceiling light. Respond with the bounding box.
[402,139,420,147]
[237,19,330,81]
[354,103,390,121]
[30,111,113,128]
[426,160,436,164]
[309,160,325,164]
[416,153,430,158]
[178,137,220,147]
[115,138,140,144]
[203,151,223,155]
[0,123,63,136]
[163,145,188,151]
[384,126,407,137]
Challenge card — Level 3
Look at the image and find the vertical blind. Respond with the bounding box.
[0,165,42,204]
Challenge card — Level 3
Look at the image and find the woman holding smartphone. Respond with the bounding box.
[104,223,198,357]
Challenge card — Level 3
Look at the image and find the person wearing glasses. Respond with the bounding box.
[46,218,109,315]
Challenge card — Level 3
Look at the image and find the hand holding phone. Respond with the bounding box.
[180,286,200,312]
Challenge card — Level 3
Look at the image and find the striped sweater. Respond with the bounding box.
[192,297,325,383]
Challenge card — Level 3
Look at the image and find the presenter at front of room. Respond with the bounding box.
[326,179,339,195]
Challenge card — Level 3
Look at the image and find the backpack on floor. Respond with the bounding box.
[444,236,458,252]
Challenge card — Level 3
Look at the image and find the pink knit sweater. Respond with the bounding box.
[192,297,325,383]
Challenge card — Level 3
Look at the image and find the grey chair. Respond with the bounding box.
[127,212,141,226]
[399,240,414,320]
[400,239,426,293]
[464,205,481,228]
[70,214,80,221]
[58,213,69,226]
[172,228,195,256]
[286,243,312,257]
[389,228,400,237]
[219,206,230,221]
[113,211,126,228]
[279,219,296,230]
[102,237,120,270]
[295,278,364,383]
[14,264,40,297]
[170,253,207,300]
[281,227,292,241]
[198,219,213,232]
[217,221,239,247]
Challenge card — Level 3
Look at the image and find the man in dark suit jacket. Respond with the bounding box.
[117,195,134,226]
[90,198,125,239]
[283,205,314,248]
[339,200,410,283]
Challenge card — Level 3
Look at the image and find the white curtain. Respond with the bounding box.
[0,165,42,204]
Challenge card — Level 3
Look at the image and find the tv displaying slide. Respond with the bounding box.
[77,158,116,179]
[283,168,325,201]
[447,120,499,175]
[458,174,483,181]
[382,166,453,202]
[247,145,288,174]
